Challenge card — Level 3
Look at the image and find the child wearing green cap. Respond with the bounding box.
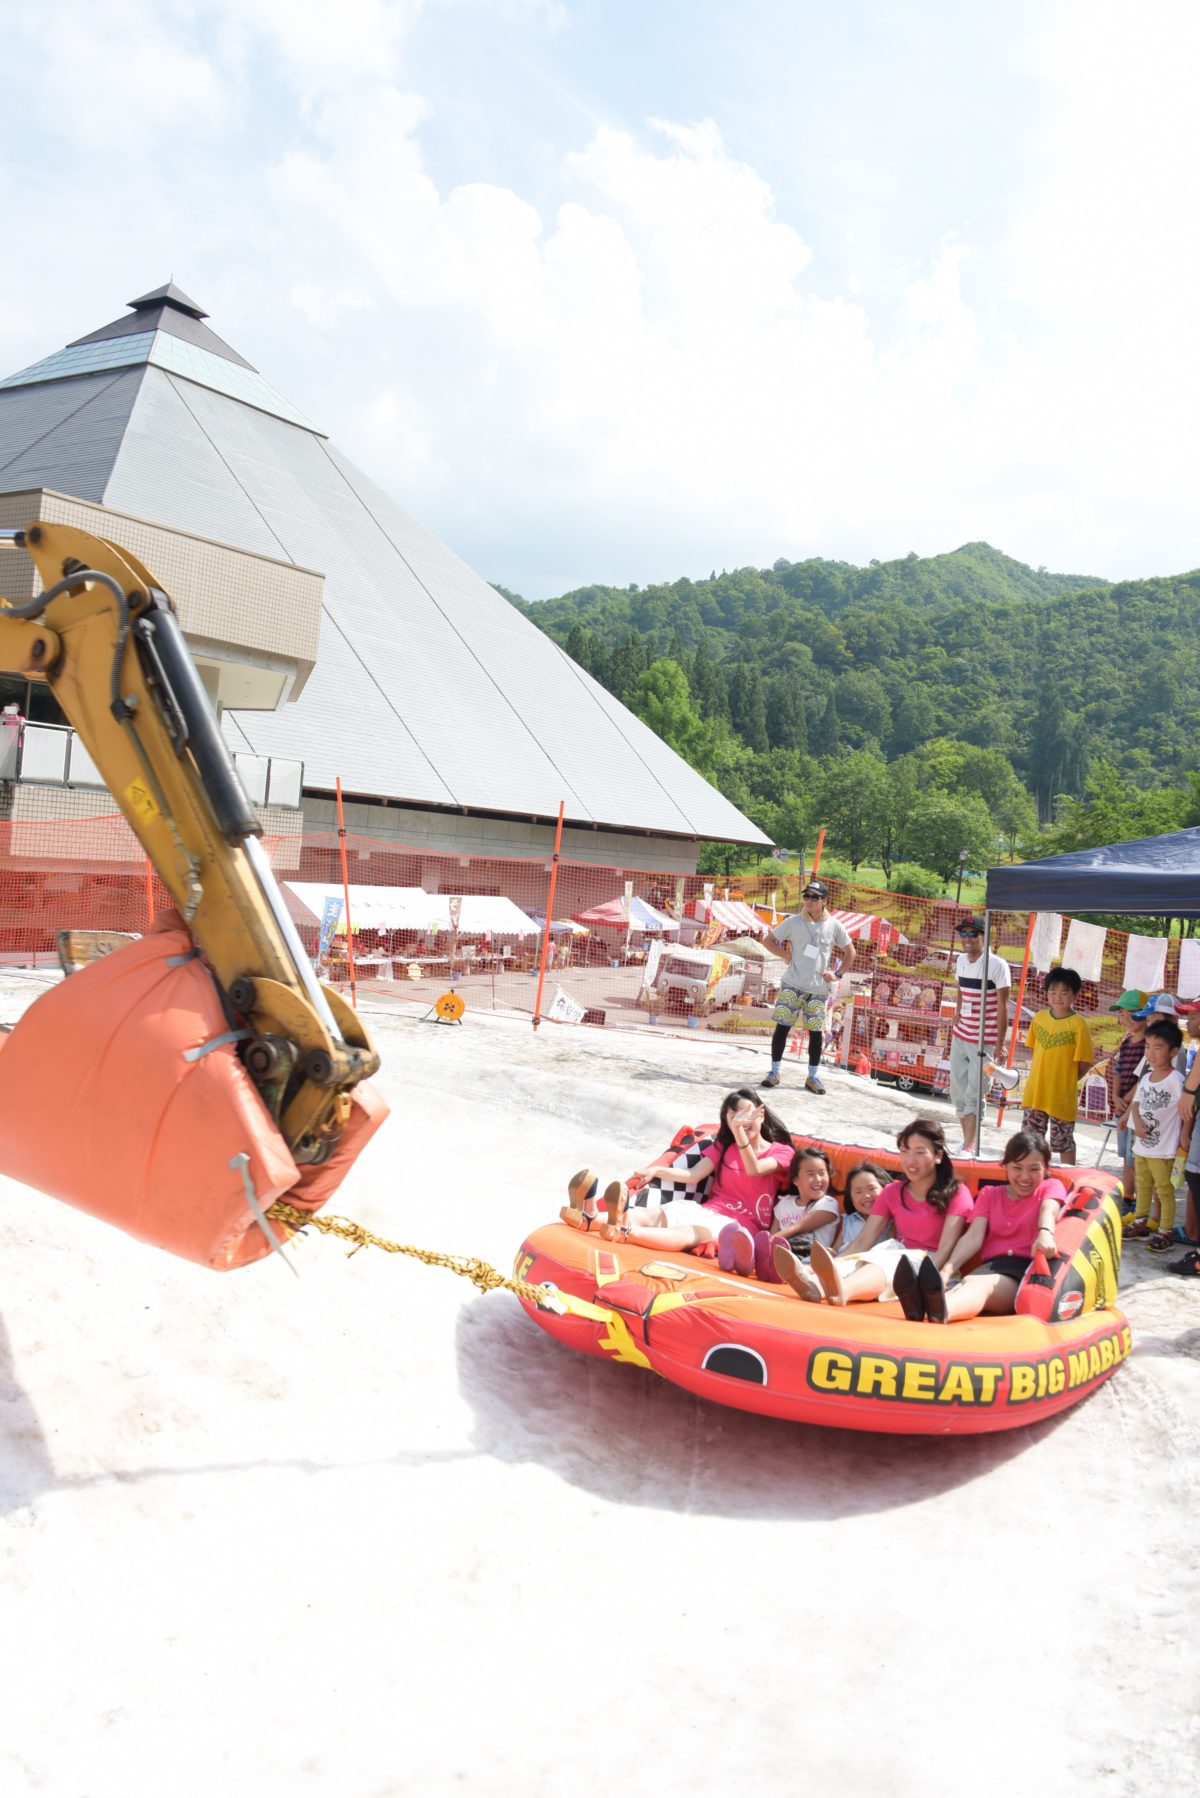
[1104,991,1148,1206]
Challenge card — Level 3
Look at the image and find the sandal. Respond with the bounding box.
[603,1179,631,1240]
[560,1206,606,1232]
[1147,1230,1178,1252]
[1168,1249,1200,1277]
[1122,1218,1151,1239]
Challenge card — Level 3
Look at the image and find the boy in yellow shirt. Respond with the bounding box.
[1022,966,1094,1165]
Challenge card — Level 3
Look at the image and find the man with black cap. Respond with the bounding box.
[950,915,1011,1153]
[762,880,855,1091]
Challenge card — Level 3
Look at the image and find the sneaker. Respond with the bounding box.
[805,1074,826,1095]
[717,1222,754,1276]
[761,1070,781,1089]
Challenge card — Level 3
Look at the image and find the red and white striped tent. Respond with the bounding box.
[685,897,768,935]
[829,908,899,951]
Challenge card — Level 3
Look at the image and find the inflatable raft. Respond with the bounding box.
[515,1134,1127,1436]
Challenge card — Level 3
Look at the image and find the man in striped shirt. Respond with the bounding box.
[950,916,1011,1155]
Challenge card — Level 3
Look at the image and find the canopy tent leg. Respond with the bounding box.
[973,909,994,1157]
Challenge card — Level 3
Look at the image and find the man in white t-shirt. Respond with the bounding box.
[762,881,855,1094]
[950,915,1011,1153]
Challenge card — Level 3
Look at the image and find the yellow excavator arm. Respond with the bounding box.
[0,519,379,1164]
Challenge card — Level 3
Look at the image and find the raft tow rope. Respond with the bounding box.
[268,1200,572,1312]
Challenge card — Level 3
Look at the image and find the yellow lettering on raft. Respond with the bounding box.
[1011,1363,1036,1403]
[901,1360,938,1400]
[857,1355,898,1398]
[974,1366,1004,1403]
[810,1349,854,1393]
[1099,1337,1114,1370]
[934,1363,976,1404]
[1089,1344,1103,1380]
[1048,1359,1065,1394]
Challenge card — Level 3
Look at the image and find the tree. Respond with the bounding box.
[690,639,729,720]
[629,659,716,771]
[811,691,840,756]
[728,665,768,753]
[765,677,808,752]
[834,669,892,747]
[901,792,997,885]
[879,755,920,879]
[1046,761,1187,853]
[816,750,892,869]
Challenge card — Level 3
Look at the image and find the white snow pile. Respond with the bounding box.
[0,974,1196,1797]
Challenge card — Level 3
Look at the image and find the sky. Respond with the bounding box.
[1,0,1197,598]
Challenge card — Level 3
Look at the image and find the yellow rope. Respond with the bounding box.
[268,1199,552,1306]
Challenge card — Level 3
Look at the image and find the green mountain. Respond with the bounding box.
[506,543,1200,823]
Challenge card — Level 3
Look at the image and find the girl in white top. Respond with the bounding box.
[771,1147,840,1250]
[834,1161,890,1254]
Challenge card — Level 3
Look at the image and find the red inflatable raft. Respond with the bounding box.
[515,1135,1127,1436]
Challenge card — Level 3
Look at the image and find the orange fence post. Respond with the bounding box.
[997,913,1036,1130]
[810,827,826,877]
[335,777,358,1011]
[143,856,155,928]
[532,801,566,1031]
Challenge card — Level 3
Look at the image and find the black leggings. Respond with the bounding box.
[772,1023,823,1067]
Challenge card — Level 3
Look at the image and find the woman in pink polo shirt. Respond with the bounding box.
[774,1116,973,1318]
[900,1129,1067,1324]
[562,1088,796,1281]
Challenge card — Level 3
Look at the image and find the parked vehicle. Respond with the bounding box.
[652,947,746,1015]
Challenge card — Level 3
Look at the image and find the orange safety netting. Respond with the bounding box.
[0,820,1187,1108]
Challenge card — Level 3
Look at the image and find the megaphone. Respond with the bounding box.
[984,1060,1021,1092]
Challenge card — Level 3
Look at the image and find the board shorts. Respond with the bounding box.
[771,985,828,1033]
[1022,1107,1076,1156]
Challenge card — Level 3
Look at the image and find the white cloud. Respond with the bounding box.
[1,0,1198,593]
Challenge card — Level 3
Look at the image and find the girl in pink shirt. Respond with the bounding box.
[904,1129,1066,1325]
[561,1089,795,1276]
[774,1117,972,1317]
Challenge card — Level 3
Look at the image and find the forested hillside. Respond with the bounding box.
[499,543,1200,885]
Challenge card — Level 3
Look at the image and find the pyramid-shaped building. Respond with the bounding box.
[0,285,765,872]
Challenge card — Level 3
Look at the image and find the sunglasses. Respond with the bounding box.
[958,929,982,938]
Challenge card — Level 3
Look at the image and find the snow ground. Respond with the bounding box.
[0,972,1196,1798]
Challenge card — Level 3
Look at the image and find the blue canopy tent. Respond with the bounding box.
[973,826,1200,1150]
[985,826,1200,918]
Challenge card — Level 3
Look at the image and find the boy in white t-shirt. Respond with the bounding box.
[1128,1018,1186,1238]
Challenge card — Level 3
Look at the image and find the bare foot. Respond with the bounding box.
[772,1241,824,1302]
[809,1240,847,1306]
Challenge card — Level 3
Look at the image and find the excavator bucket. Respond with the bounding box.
[0,914,387,1270]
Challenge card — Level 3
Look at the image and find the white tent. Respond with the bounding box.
[284,884,538,937]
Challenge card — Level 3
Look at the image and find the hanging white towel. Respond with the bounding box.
[1029,912,1063,973]
[1122,934,1168,995]
[1062,917,1106,983]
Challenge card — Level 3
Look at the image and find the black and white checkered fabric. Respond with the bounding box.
[638,1137,717,1204]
